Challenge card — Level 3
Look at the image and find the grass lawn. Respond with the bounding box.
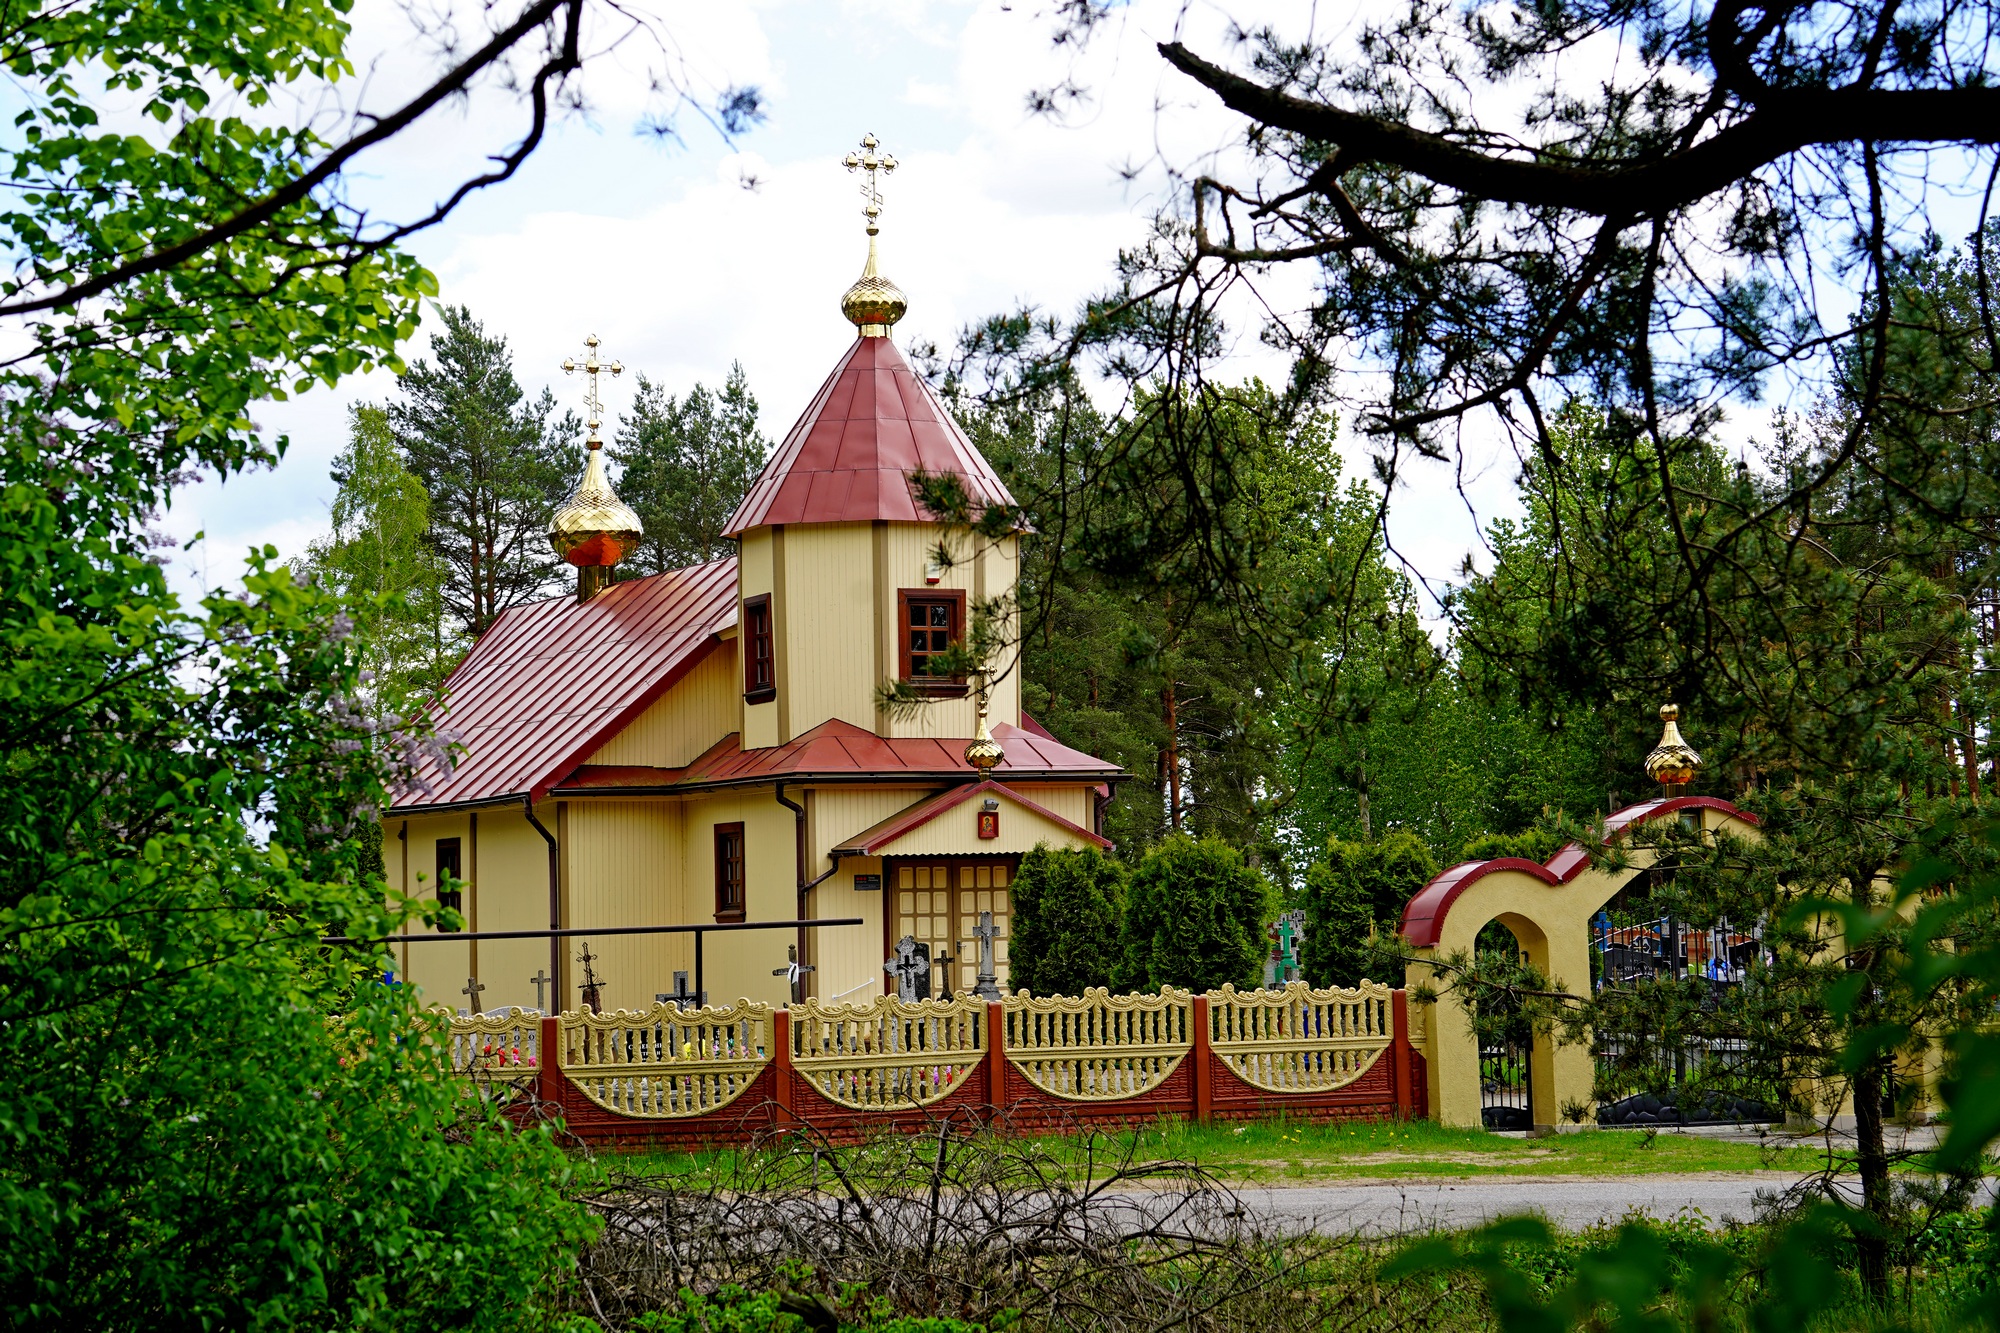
[587,1117,1842,1185]
[1056,1116,1834,1182]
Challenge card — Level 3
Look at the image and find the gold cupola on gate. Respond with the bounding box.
[549,334,643,601]
[839,134,907,337]
[1644,702,1704,791]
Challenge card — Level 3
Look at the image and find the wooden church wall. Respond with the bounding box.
[564,800,687,1015]
[391,811,471,1011]
[674,789,797,1008]
[806,785,929,1003]
[587,644,739,767]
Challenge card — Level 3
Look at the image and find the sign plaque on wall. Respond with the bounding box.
[853,873,882,892]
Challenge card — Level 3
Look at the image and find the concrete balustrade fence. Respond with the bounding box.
[447,980,1428,1148]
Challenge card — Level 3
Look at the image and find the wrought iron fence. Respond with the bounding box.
[1590,910,1780,1125]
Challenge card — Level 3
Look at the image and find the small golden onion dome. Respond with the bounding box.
[549,443,642,571]
[964,700,1004,775]
[1644,703,1704,789]
[841,231,907,337]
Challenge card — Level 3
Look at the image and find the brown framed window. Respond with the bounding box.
[713,822,746,922]
[743,594,775,703]
[897,588,968,695]
[435,837,463,931]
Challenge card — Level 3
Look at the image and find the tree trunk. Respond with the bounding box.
[1163,678,1181,832]
[1848,863,1893,1306]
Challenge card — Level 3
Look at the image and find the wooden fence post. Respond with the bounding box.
[771,1008,795,1133]
[1191,994,1212,1124]
[985,999,1008,1120]
[1390,989,1414,1118]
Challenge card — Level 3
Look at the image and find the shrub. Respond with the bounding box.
[1009,846,1127,996]
[1114,835,1272,992]
[1459,828,1566,865]
[1299,831,1438,987]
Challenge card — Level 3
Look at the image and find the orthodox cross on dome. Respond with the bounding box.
[842,133,897,235]
[561,334,622,446]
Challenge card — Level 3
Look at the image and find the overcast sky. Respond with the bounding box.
[159,0,1536,611]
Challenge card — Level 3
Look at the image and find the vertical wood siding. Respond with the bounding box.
[588,645,738,767]
[566,801,684,1014]
[777,524,878,736]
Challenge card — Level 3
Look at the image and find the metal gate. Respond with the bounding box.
[1480,1034,1533,1131]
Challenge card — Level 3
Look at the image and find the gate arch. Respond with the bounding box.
[1398,796,1763,1129]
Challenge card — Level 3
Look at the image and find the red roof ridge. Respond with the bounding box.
[1398,796,1759,948]
[832,778,1112,855]
[390,559,738,812]
[723,336,1014,535]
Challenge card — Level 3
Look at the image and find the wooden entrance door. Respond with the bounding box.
[890,859,1014,998]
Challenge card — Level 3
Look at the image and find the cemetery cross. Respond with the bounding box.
[971,911,1002,1001]
[528,969,552,1014]
[460,975,486,1016]
[883,934,930,1002]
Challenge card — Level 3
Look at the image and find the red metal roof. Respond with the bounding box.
[554,717,1124,793]
[722,335,1016,536]
[390,559,738,811]
[831,779,1112,855]
[1398,796,1760,947]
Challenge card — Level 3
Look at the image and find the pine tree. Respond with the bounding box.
[612,361,768,574]
[389,305,580,637]
[303,405,453,724]
[1010,846,1127,996]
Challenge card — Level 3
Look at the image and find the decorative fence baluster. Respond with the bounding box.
[791,995,986,1108]
[1207,981,1394,1093]
[554,1000,772,1118]
[1002,987,1194,1100]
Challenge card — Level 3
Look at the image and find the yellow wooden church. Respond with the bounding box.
[382,162,1123,1015]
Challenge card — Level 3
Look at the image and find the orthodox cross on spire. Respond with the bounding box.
[842,133,897,235]
[561,334,623,446]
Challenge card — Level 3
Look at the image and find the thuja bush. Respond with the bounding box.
[1115,835,1272,993]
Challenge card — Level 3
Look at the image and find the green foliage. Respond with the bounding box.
[1299,830,1437,986]
[0,9,597,1325]
[1009,845,1127,996]
[1115,835,1272,992]
[612,361,770,574]
[628,1282,1003,1333]
[303,404,454,723]
[1460,829,1567,865]
[390,304,582,637]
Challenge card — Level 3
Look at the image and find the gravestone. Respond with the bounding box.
[884,935,931,1002]
[459,975,486,1017]
[528,968,553,1014]
[655,970,705,1011]
[971,911,1002,1001]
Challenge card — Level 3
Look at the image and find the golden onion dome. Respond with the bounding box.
[964,699,1004,775]
[1644,703,1704,790]
[549,442,642,570]
[841,231,907,337]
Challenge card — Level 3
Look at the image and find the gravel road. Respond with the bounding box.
[1229,1172,2000,1233]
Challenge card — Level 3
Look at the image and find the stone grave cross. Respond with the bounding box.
[883,935,930,1002]
[655,970,705,1011]
[528,969,552,1014]
[971,911,1002,1001]
[460,975,486,1016]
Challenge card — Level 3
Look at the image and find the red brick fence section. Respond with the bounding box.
[445,981,1428,1149]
